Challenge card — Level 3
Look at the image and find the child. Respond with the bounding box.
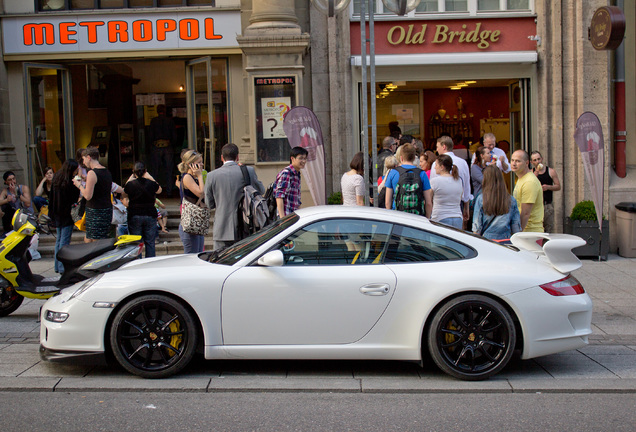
[155,197,168,233]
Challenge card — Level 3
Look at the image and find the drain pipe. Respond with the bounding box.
[614,0,627,178]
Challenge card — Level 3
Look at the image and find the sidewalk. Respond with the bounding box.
[1,254,635,393]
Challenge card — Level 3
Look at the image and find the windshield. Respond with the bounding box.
[203,214,300,265]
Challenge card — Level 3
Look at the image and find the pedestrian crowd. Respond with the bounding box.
[360,128,559,242]
[1,124,560,266]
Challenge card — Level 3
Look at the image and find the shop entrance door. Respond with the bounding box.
[186,57,215,171]
[24,64,73,188]
[509,78,531,190]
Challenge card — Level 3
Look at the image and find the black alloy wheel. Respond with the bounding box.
[0,286,24,317]
[427,294,516,380]
[110,294,197,378]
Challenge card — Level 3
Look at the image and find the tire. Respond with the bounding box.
[0,287,24,317]
[110,294,198,378]
[427,294,516,381]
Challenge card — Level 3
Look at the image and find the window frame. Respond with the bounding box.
[350,0,534,18]
[36,0,215,12]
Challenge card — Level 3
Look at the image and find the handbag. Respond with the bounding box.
[111,196,128,225]
[71,197,86,223]
[181,196,210,236]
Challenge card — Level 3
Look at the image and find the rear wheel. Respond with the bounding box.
[110,294,197,378]
[427,294,516,380]
[0,287,24,317]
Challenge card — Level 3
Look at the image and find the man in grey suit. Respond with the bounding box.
[205,143,264,250]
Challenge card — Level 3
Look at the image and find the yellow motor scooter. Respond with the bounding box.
[0,210,143,317]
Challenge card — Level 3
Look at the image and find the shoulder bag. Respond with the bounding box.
[180,178,210,236]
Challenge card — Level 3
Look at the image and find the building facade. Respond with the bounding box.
[1,0,633,252]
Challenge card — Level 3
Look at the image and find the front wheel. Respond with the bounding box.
[110,294,197,378]
[0,287,24,317]
[427,294,516,380]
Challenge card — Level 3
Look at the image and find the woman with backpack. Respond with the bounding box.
[430,154,463,229]
[472,165,521,240]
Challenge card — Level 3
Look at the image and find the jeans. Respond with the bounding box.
[54,225,74,273]
[128,215,158,258]
[439,217,463,230]
[179,223,204,253]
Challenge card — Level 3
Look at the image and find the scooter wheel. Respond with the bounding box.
[0,288,24,317]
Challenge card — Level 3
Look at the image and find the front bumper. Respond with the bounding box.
[40,289,113,356]
[39,345,107,365]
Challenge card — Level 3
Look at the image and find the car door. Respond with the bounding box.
[221,218,396,345]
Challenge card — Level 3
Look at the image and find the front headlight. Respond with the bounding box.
[45,310,69,323]
[68,274,104,300]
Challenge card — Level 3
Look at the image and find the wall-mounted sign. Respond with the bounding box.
[350,17,536,55]
[2,10,240,57]
[590,6,625,51]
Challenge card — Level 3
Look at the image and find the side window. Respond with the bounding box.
[385,225,476,263]
[279,219,392,266]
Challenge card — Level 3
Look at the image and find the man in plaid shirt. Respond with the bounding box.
[275,146,308,217]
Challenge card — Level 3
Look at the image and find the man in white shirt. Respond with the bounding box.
[430,136,472,223]
[472,133,510,173]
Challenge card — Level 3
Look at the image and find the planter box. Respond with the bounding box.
[563,218,609,260]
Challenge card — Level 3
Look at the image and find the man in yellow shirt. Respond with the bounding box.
[511,150,544,232]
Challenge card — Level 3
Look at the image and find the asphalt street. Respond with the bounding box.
[1,254,635,394]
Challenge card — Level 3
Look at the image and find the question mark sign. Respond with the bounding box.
[267,118,277,137]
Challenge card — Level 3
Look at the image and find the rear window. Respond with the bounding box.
[384,224,477,263]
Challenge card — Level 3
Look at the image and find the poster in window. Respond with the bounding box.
[261,97,291,139]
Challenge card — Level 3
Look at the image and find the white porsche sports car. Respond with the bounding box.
[40,206,593,380]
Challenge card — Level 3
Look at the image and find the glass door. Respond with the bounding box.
[509,78,531,189]
[186,57,214,171]
[24,64,73,189]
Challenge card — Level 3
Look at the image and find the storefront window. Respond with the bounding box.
[158,0,184,6]
[445,0,467,11]
[416,1,439,12]
[507,0,529,9]
[100,0,125,7]
[71,0,95,8]
[129,0,154,6]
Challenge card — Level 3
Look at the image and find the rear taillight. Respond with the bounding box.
[540,275,585,296]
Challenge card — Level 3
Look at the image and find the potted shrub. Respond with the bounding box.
[327,192,343,205]
[564,200,609,260]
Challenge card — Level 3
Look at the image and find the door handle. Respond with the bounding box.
[360,284,390,296]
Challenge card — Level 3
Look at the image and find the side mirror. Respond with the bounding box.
[257,250,284,267]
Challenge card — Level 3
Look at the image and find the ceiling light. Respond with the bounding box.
[450,87,461,90]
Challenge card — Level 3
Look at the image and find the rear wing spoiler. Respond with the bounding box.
[510,233,586,274]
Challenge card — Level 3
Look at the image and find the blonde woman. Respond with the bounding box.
[177,150,206,253]
[378,155,398,209]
